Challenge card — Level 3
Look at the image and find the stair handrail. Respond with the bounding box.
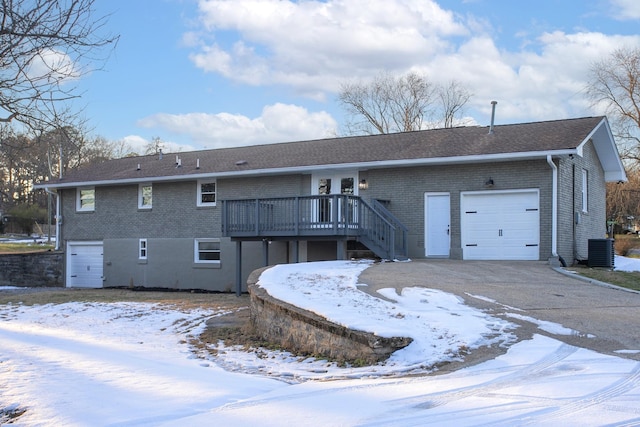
[371,199,409,259]
[356,198,395,260]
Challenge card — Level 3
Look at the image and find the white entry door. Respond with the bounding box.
[66,241,104,288]
[425,193,450,257]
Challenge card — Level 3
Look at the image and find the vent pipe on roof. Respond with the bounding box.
[489,100,498,134]
[196,158,200,169]
[159,149,163,160]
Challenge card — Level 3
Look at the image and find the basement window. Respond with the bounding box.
[139,239,148,260]
[194,238,220,264]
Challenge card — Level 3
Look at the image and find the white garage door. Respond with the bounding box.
[67,241,104,288]
[461,190,540,260]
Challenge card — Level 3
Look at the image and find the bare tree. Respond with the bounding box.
[0,122,122,210]
[439,80,472,129]
[145,136,165,155]
[89,136,134,160]
[606,165,640,232]
[338,71,472,135]
[35,124,120,177]
[586,47,640,161]
[0,0,118,129]
[0,129,45,204]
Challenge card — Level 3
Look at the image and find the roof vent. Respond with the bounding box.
[489,101,498,134]
[235,160,248,166]
[159,149,163,160]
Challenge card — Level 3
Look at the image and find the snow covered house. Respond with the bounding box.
[33,116,626,293]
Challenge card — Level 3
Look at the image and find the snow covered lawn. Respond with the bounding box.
[1,259,640,426]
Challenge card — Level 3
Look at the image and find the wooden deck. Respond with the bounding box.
[221,195,408,260]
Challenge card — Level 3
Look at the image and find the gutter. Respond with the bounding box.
[546,155,558,257]
[43,187,61,251]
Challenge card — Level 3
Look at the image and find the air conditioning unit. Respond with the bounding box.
[587,239,615,268]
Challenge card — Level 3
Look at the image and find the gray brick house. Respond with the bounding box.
[34,116,626,293]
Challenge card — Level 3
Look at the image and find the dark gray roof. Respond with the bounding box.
[36,116,624,188]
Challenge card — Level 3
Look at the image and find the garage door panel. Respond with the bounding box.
[461,190,539,261]
[67,242,104,288]
[465,243,538,260]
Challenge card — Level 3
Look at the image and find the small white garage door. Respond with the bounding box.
[66,241,104,288]
[461,190,540,260]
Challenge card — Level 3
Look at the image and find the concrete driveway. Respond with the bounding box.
[358,260,640,361]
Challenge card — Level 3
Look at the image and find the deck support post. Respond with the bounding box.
[336,240,347,260]
[235,241,242,296]
[293,240,299,263]
[262,239,269,266]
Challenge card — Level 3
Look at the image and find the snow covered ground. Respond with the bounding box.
[613,254,640,272]
[1,258,640,426]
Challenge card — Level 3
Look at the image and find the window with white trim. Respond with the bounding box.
[197,180,216,206]
[76,187,95,212]
[194,238,220,263]
[138,184,152,209]
[582,169,588,213]
[139,239,148,260]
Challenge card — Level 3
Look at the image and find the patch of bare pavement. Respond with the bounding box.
[358,260,640,363]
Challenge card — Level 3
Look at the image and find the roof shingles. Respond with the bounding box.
[39,117,605,187]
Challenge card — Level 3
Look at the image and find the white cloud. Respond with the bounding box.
[186,0,640,126]
[191,0,466,91]
[154,0,640,144]
[189,41,269,86]
[121,135,197,155]
[121,135,149,154]
[421,31,640,123]
[609,0,640,20]
[502,32,640,120]
[137,103,338,149]
[27,48,80,83]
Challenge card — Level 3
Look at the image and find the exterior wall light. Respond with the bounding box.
[358,179,368,190]
[485,178,494,187]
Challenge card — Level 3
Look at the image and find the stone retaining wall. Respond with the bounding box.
[0,252,64,288]
[247,267,412,364]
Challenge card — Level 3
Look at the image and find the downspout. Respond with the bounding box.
[44,187,60,251]
[546,155,559,262]
[572,163,576,261]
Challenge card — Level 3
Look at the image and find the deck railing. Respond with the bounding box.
[371,199,409,260]
[221,195,408,260]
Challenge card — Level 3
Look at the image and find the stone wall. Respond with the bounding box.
[247,267,411,364]
[0,252,63,287]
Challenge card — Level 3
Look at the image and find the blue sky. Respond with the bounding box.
[74,0,640,153]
